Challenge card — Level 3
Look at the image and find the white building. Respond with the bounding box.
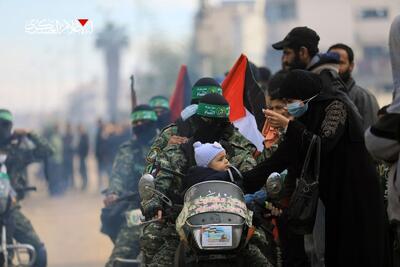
[265,0,400,90]
[192,0,267,77]
[191,0,400,90]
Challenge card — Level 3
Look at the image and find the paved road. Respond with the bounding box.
[22,165,112,267]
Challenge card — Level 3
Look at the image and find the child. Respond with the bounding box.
[183,141,232,190]
[184,141,271,206]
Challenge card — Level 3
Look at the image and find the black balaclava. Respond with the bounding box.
[192,93,231,143]
[131,105,158,144]
[155,109,171,130]
[149,95,171,130]
[0,109,13,147]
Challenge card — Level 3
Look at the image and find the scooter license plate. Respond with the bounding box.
[201,226,233,247]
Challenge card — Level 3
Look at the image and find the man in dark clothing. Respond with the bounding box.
[328,43,379,130]
[62,123,74,189]
[104,105,159,267]
[77,125,89,190]
[0,109,53,267]
[148,95,171,130]
[272,26,362,123]
[95,119,107,190]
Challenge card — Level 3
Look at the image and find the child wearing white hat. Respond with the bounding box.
[193,141,230,171]
[183,141,232,190]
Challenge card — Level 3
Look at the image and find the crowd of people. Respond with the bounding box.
[1,16,399,267]
[35,120,131,196]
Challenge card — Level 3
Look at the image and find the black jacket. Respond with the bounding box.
[183,166,231,191]
[243,93,387,266]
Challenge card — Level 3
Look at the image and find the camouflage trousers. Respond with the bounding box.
[105,223,141,267]
[12,208,43,251]
[140,221,179,266]
[140,221,273,267]
[11,208,47,267]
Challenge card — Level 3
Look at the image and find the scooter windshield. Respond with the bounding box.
[181,181,249,222]
[184,180,244,203]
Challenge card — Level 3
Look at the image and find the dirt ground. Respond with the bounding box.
[21,157,113,267]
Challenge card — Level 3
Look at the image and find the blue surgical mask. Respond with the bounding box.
[287,94,318,118]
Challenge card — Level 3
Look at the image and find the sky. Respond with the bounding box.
[0,0,198,114]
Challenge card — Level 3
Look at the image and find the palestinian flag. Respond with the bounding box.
[169,65,192,121]
[222,54,266,151]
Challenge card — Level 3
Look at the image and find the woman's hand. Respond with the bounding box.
[264,109,290,129]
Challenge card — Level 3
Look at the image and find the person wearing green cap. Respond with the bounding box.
[0,109,53,267]
[140,94,270,266]
[140,78,228,264]
[103,104,158,267]
[148,95,171,130]
[144,77,226,174]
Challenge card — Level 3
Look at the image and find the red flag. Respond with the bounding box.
[169,65,191,121]
[222,54,247,121]
[222,54,266,151]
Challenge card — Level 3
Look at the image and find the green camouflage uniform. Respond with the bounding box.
[105,138,154,267]
[144,124,178,174]
[140,129,272,266]
[0,133,53,258]
[145,118,198,174]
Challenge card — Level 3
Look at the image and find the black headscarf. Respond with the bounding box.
[267,70,289,100]
[278,69,322,101]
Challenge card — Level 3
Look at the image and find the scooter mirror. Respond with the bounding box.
[139,173,155,201]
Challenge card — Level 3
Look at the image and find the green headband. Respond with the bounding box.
[0,173,9,180]
[192,86,223,100]
[130,110,158,122]
[0,111,12,122]
[196,103,230,118]
[149,97,169,110]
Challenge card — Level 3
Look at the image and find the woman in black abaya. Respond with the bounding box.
[244,70,387,266]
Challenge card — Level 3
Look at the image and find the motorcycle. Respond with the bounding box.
[139,173,256,267]
[104,192,144,267]
[0,179,37,267]
[245,172,285,267]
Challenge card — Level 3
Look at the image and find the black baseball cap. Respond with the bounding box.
[272,26,320,50]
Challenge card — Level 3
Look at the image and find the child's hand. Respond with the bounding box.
[264,201,283,217]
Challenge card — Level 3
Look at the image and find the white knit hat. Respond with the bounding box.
[193,141,225,167]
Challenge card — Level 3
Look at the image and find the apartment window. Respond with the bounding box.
[363,46,387,59]
[266,0,297,22]
[359,8,388,19]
